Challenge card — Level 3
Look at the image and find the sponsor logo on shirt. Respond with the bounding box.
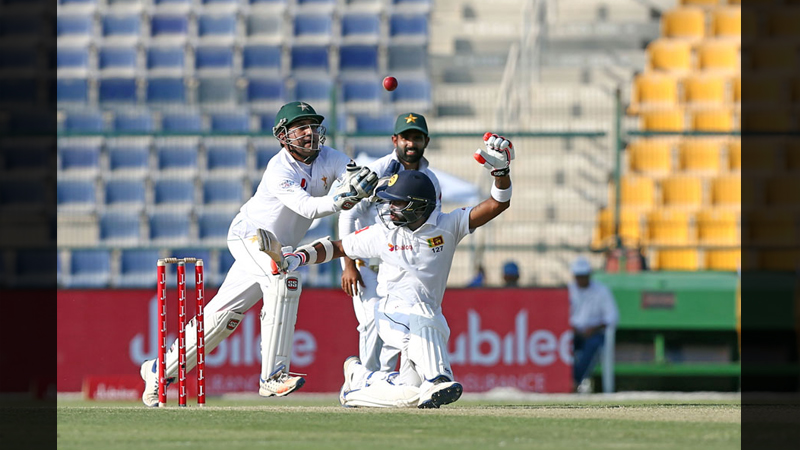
[388,243,413,252]
[280,179,299,191]
[427,235,444,248]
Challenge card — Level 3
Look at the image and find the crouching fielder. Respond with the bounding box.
[284,133,515,408]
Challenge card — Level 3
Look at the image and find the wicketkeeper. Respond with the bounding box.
[139,101,379,406]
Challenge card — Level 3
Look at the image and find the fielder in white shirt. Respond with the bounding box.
[282,133,516,408]
[567,256,619,388]
[139,101,378,406]
[338,112,442,375]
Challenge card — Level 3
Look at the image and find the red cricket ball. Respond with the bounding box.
[383,76,398,92]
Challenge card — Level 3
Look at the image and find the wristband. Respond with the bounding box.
[490,183,512,202]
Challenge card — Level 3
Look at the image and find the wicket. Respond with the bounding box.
[156,257,205,407]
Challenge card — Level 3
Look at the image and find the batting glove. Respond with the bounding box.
[281,246,306,273]
[473,132,515,177]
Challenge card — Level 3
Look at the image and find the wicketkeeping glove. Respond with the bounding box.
[332,163,379,211]
[473,132,515,177]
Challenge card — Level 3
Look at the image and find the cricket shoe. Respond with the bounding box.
[417,376,463,409]
[339,356,361,407]
[140,360,173,407]
[259,364,305,397]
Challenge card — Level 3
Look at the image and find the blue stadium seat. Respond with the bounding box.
[218,249,235,274]
[104,179,146,211]
[209,113,250,133]
[243,44,282,76]
[293,77,333,105]
[117,249,161,288]
[197,77,237,104]
[98,47,138,76]
[351,141,388,158]
[153,0,192,13]
[98,77,139,104]
[198,14,238,45]
[246,15,284,45]
[354,113,395,133]
[161,112,203,132]
[100,212,141,246]
[59,0,98,12]
[146,47,185,76]
[57,179,96,212]
[341,78,382,113]
[339,44,379,75]
[153,179,195,213]
[246,77,285,106]
[149,212,191,245]
[106,0,144,12]
[59,139,101,176]
[389,13,429,44]
[290,45,330,73]
[14,250,57,288]
[292,15,333,45]
[195,46,235,74]
[202,0,243,12]
[101,14,141,45]
[202,179,244,208]
[67,249,111,288]
[56,78,89,105]
[56,14,93,46]
[56,47,90,77]
[150,14,189,45]
[205,139,248,178]
[146,77,187,105]
[391,77,432,111]
[321,112,348,134]
[254,141,281,170]
[156,141,199,177]
[257,112,277,132]
[387,44,427,75]
[63,111,105,132]
[113,110,154,132]
[107,140,150,177]
[198,212,235,243]
[340,13,381,45]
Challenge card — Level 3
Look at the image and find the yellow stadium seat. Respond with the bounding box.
[768,8,800,39]
[712,7,742,40]
[697,209,739,245]
[654,249,700,271]
[641,108,685,131]
[646,39,692,73]
[662,7,706,42]
[727,139,741,171]
[692,108,735,132]
[620,176,656,210]
[682,74,727,109]
[766,176,800,207]
[646,209,695,245]
[742,109,793,132]
[706,249,741,271]
[629,73,679,113]
[679,0,720,7]
[749,210,797,246]
[627,139,673,176]
[751,42,796,72]
[710,175,741,209]
[593,208,642,248]
[678,139,723,174]
[661,176,704,209]
[697,40,740,73]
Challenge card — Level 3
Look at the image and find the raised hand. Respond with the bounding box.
[473,132,515,177]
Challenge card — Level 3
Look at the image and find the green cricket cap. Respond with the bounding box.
[394,112,428,136]
[273,101,325,130]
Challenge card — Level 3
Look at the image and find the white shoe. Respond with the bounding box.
[259,365,305,397]
[140,360,172,407]
[577,378,593,394]
[339,356,361,406]
[418,376,463,409]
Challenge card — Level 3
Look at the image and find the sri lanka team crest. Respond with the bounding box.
[388,174,398,185]
[427,235,444,248]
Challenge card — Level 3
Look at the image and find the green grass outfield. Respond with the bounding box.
[53,394,741,450]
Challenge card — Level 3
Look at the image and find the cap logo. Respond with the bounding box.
[388,174,398,186]
[298,102,310,111]
[404,114,417,124]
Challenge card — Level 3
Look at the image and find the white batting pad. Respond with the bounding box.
[407,306,454,383]
[261,272,302,379]
[343,379,420,408]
